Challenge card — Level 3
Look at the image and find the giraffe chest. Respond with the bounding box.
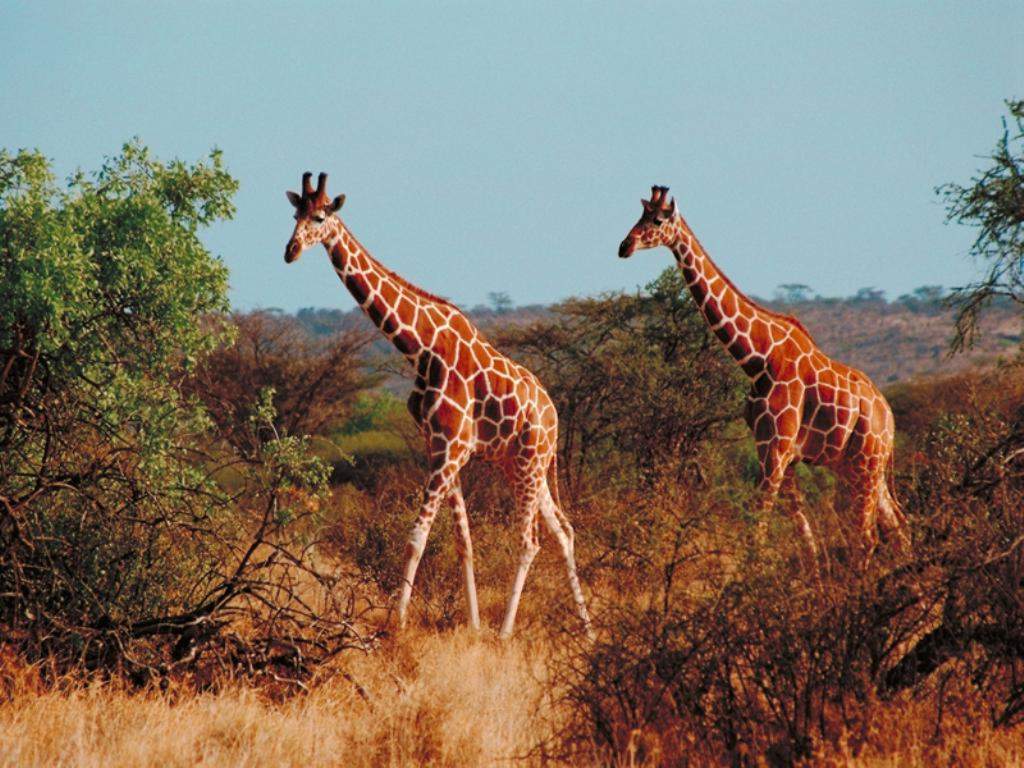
[408,348,541,454]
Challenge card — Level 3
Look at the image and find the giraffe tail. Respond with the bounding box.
[883,449,911,552]
[546,453,575,545]
[547,451,563,513]
[885,450,902,515]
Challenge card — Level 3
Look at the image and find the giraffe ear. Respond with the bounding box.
[641,199,653,212]
[286,190,302,208]
[330,194,346,212]
[667,197,677,215]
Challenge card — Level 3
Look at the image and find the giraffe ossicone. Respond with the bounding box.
[620,185,911,571]
[284,172,593,639]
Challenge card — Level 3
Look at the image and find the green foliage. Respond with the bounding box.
[0,143,238,633]
[338,391,407,436]
[0,144,354,676]
[941,99,1024,350]
[774,282,814,303]
[896,284,947,313]
[0,141,234,368]
[249,387,331,498]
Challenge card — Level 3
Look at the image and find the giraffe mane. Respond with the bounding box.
[684,222,818,345]
[338,224,461,310]
[716,266,818,344]
[375,260,460,310]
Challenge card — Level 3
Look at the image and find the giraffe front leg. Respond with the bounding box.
[396,489,444,630]
[754,436,821,577]
[396,455,463,630]
[753,438,793,546]
[449,483,481,631]
[780,466,822,577]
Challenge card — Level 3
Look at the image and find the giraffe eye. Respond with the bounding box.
[312,213,326,223]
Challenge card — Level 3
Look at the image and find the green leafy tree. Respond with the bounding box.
[0,142,237,619]
[0,143,354,675]
[941,99,1024,350]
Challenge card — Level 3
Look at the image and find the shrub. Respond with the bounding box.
[550,374,1024,765]
[186,310,379,453]
[498,268,745,495]
[0,144,373,681]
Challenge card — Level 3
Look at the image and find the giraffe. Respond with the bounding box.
[284,172,591,638]
[618,185,910,569]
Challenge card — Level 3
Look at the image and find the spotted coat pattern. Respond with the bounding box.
[285,173,591,637]
[619,186,910,568]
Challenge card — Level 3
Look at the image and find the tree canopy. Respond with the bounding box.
[498,267,745,492]
[0,143,352,674]
[941,99,1024,350]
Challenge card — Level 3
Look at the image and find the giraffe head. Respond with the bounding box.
[284,172,346,263]
[618,185,680,258]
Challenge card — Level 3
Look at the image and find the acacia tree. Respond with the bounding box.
[498,268,745,493]
[186,310,378,453]
[941,99,1024,350]
[0,144,364,677]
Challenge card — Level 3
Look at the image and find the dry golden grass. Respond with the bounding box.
[3,628,1024,767]
[0,630,553,768]
[5,484,1024,767]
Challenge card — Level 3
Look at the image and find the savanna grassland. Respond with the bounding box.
[2,101,1023,767]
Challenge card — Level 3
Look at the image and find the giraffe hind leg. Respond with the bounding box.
[538,481,593,640]
[876,483,911,556]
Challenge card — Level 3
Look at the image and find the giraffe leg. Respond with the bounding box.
[842,461,880,573]
[396,448,466,629]
[857,489,880,572]
[876,474,911,556]
[396,487,445,630]
[755,438,820,575]
[449,483,480,630]
[754,441,794,536]
[499,475,542,640]
[780,466,821,572]
[538,479,593,640]
[753,469,784,548]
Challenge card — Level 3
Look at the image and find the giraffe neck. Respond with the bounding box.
[321,220,434,361]
[669,218,792,379]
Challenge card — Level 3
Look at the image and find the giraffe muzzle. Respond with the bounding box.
[284,242,301,263]
[618,238,636,259]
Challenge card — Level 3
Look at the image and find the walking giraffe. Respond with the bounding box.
[284,172,591,637]
[618,186,910,569]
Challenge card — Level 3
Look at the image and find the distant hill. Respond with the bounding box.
[762,297,1020,384]
[294,296,1021,386]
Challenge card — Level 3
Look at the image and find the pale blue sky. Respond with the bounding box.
[2,2,1021,311]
